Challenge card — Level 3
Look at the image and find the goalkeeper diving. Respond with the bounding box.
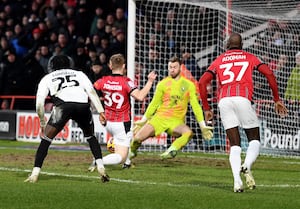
[130,56,213,160]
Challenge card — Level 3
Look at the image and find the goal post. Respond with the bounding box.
[128,0,300,157]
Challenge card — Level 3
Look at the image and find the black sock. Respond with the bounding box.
[87,136,103,159]
[34,138,51,168]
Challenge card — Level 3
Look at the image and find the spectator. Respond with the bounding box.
[113,8,126,31]
[56,32,72,55]
[89,34,102,54]
[274,54,290,99]
[91,17,106,38]
[74,3,92,39]
[10,23,28,57]
[88,58,111,83]
[1,48,26,109]
[285,51,300,101]
[108,29,125,56]
[72,42,89,72]
[106,13,115,26]
[90,7,105,35]
[0,1,127,110]
[35,44,52,74]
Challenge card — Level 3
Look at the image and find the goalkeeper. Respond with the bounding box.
[130,56,213,160]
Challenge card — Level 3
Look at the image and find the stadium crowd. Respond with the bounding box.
[0,0,299,114]
[0,0,127,109]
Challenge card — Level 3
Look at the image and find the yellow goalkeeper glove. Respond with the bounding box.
[199,121,214,140]
[132,116,148,135]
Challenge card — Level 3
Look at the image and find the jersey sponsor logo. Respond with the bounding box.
[103,83,122,91]
[222,55,246,62]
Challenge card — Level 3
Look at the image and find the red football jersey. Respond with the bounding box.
[208,49,261,102]
[94,74,137,122]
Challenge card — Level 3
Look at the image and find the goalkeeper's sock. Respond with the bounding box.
[244,140,260,170]
[130,140,141,152]
[166,145,177,152]
[171,132,193,150]
[229,146,242,183]
[103,153,123,165]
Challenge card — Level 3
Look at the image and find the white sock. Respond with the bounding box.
[32,167,41,176]
[95,158,104,169]
[124,155,131,165]
[244,140,260,170]
[229,146,242,183]
[102,153,122,165]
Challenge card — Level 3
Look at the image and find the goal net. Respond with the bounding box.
[129,0,300,156]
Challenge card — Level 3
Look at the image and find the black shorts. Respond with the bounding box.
[48,102,94,136]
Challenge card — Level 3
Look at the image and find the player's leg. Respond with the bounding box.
[160,123,193,159]
[226,127,244,192]
[219,97,243,192]
[75,104,109,182]
[241,128,259,190]
[102,121,131,166]
[130,122,156,159]
[244,128,260,170]
[122,152,132,169]
[239,98,260,190]
[25,107,67,183]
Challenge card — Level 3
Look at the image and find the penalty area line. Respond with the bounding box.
[0,167,299,188]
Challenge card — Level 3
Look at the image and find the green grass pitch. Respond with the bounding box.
[0,140,299,209]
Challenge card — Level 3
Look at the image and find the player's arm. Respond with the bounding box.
[189,81,205,122]
[258,63,288,117]
[82,73,106,125]
[189,81,213,140]
[199,71,214,111]
[199,70,214,121]
[133,81,163,134]
[257,63,280,102]
[131,71,157,101]
[36,77,49,130]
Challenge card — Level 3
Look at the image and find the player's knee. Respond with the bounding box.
[185,131,193,139]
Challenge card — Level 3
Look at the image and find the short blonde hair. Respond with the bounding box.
[109,54,125,69]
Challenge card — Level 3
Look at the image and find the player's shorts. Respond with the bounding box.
[148,115,184,136]
[218,96,259,130]
[106,121,131,147]
[48,102,94,136]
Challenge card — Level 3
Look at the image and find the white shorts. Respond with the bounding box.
[105,121,132,147]
[218,96,259,130]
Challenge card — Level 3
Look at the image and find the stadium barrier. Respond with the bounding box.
[0,95,299,156]
[0,111,16,140]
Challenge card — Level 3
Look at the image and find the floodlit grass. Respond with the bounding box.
[0,140,299,209]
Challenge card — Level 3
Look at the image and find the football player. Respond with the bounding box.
[25,55,109,183]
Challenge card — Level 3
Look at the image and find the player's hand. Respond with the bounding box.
[199,121,214,140]
[99,112,106,126]
[39,120,46,138]
[148,71,157,83]
[132,116,148,135]
[274,101,288,118]
[200,126,214,140]
[204,110,213,122]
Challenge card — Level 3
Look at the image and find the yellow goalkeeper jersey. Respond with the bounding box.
[145,75,204,122]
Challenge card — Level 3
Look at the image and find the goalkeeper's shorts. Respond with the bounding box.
[148,115,184,136]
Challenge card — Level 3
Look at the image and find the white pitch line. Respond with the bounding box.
[0,167,299,188]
